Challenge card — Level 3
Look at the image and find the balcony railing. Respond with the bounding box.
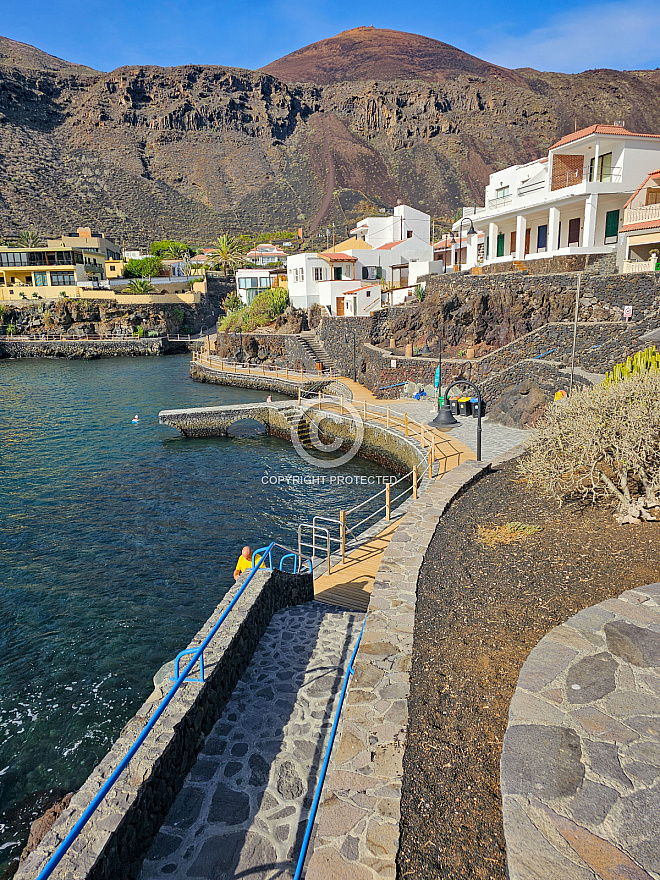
[622,259,659,274]
[487,195,513,210]
[624,203,660,226]
[517,180,546,197]
[462,206,487,218]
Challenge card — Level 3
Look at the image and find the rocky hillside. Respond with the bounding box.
[1,29,659,245]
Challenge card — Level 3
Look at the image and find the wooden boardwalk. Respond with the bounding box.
[313,520,400,612]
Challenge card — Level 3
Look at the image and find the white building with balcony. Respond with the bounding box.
[620,169,660,273]
[455,124,660,270]
[245,243,288,266]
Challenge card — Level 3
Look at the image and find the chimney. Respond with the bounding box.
[77,226,92,238]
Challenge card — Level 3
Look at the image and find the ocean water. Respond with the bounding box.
[0,355,396,873]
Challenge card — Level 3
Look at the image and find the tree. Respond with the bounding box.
[17,229,42,247]
[122,278,156,295]
[520,373,660,524]
[206,234,245,275]
[124,257,164,278]
[150,240,193,258]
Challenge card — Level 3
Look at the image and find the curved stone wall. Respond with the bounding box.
[501,583,660,880]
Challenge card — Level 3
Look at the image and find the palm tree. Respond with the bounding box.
[206,234,245,276]
[17,229,42,247]
[122,278,156,295]
[164,243,191,259]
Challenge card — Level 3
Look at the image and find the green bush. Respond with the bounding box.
[150,240,193,258]
[124,257,164,278]
[218,288,289,333]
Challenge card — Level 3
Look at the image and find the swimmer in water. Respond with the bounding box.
[132,414,140,423]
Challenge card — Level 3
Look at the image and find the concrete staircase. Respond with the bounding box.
[299,330,337,372]
[277,402,312,447]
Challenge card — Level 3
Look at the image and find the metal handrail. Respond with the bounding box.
[298,523,332,574]
[293,619,366,880]
[35,540,311,880]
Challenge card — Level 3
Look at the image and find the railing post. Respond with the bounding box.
[340,510,346,563]
[286,366,289,379]
[300,368,303,381]
[340,395,344,414]
[363,400,367,420]
[421,423,425,446]
[404,413,408,436]
[428,450,433,479]
[432,434,435,462]
[413,466,418,499]
[387,406,390,428]
[298,387,301,405]
[318,390,322,409]
[385,484,391,520]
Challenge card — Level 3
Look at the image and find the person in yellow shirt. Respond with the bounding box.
[233,546,261,581]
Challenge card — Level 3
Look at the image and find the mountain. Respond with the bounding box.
[0,29,659,246]
[259,26,522,85]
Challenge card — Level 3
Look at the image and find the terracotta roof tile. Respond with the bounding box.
[374,240,406,250]
[320,252,358,261]
[622,220,660,232]
[550,124,660,150]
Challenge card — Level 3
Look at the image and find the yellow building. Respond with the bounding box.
[46,227,122,261]
[105,259,125,279]
[0,246,107,300]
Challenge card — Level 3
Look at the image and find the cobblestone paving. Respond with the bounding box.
[387,397,529,459]
[501,583,660,880]
[139,602,361,880]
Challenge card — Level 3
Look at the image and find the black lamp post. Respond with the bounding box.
[452,218,477,273]
[430,378,483,462]
[343,326,357,381]
[420,338,432,357]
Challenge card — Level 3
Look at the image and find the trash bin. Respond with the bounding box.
[458,396,472,416]
[470,397,484,417]
[449,398,459,415]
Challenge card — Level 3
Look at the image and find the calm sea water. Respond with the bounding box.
[0,355,395,872]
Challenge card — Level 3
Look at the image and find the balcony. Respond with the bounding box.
[487,195,513,210]
[624,203,660,226]
[517,180,546,197]
[622,259,659,274]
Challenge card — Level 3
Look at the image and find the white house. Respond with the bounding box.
[235,267,288,305]
[245,243,288,266]
[286,204,433,316]
[454,124,660,270]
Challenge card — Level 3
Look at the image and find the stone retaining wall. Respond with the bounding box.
[0,338,188,359]
[501,583,660,880]
[190,361,323,397]
[213,331,317,372]
[305,457,501,880]
[16,568,313,880]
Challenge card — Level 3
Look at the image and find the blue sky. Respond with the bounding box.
[1,0,659,74]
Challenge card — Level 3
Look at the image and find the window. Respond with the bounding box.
[495,186,510,200]
[50,271,75,286]
[496,233,505,257]
[292,269,298,282]
[407,230,413,238]
[314,267,323,281]
[334,267,342,280]
[300,269,304,282]
[568,218,581,245]
[362,266,382,280]
[35,272,48,286]
[589,152,613,183]
[259,277,269,288]
[604,209,619,242]
[537,224,548,251]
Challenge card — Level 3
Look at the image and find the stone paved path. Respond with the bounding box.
[501,583,660,880]
[139,602,361,880]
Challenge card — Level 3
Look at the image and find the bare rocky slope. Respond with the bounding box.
[1,29,660,245]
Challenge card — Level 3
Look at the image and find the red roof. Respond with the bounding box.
[375,240,405,250]
[320,252,358,261]
[622,219,660,233]
[338,285,380,294]
[623,169,660,209]
[550,125,660,150]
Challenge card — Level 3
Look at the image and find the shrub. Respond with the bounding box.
[520,373,660,523]
[414,284,425,301]
[218,288,289,333]
[223,291,244,313]
[124,257,165,278]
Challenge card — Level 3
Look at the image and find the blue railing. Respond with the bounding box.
[293,619,366,880]
[36,541,311,880]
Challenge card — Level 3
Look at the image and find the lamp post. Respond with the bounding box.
[343,326,357,381]
[430,378,483,462]
[451,218,477,273]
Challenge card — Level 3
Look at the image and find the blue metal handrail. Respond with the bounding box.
[35,541,311,880]
[293,619,365,880]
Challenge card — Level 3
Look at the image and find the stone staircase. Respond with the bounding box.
[277,402,311,447]
[299,330,337,372]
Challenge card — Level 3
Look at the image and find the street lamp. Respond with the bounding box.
[420,338,432,357]
[343,326,357,381]
[430,378,483,462]
[451,218,477,273]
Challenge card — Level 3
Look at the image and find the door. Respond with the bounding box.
[496,233,505,257]
[604,209,619,243]
[336,297,344,316]
[334,266,342,280]
[568,218,581,245]
[510,231,517,255]
[525,228,531,256]
[537,225,548,251]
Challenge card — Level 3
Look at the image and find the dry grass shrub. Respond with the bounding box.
[519,373,660,523]
[477,521,542,547]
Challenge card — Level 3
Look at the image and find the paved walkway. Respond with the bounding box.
[139,602,361,880]
[501,583,660,880]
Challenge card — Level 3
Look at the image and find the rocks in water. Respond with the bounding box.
[20,792,73,864]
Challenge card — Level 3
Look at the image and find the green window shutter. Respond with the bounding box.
[362,266,368,280]
[496,233,505,257]
[605,209,619,240]
[377,266,382,279]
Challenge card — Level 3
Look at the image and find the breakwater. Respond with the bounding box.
[0,337,194,359]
